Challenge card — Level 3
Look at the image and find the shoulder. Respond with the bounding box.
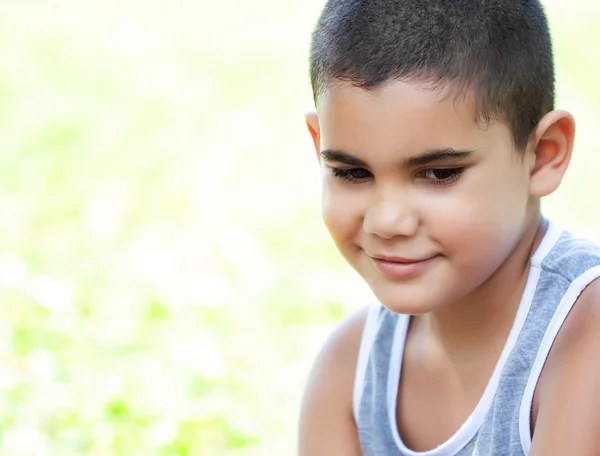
[531,277,600,454]
[298,304,372,456]
[539,273,600,380]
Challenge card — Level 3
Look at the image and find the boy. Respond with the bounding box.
[298,1,600,455]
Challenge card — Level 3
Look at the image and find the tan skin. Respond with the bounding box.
[298,79,600,455]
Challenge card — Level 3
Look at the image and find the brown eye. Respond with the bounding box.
[420,168,464,185]
[330,167,372,183]
[429,169,457,180]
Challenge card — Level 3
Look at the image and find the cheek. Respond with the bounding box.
[459,160,525,212]
[321,183,364,245]
[424,166,529,261]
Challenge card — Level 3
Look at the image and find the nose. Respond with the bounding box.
[363,192,418,239]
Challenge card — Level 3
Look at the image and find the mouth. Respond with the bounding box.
[370,254,433,263]
[368,254,438,279]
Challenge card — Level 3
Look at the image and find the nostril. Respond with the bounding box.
[363,202,418,239]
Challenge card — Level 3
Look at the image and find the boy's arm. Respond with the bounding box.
[529,279,600,455]
[298,306,368,456]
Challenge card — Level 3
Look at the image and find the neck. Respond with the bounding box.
[413,213,547,358]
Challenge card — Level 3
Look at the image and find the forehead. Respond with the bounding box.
[317,80,513,158]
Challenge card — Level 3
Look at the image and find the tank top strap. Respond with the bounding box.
[353,302,386,423]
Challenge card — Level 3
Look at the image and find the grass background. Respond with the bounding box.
[0,0,598,454]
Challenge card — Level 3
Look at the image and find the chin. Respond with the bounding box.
[370,285,443,315]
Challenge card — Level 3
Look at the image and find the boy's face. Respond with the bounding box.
[306,80,537,314]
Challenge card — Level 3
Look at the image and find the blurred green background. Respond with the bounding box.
[0,0,598,454]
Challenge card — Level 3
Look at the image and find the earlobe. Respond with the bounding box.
[529,110,575,198]
[305,112,321,163]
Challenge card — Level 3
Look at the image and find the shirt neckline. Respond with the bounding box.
[386,218,562,455]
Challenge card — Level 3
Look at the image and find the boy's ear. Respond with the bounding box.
[305,111,321,164]
[528,110,575,198]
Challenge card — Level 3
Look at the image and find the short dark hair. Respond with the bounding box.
[309,0,555,150]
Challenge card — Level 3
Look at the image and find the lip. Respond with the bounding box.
[369,254,438,279]
[370,254,430,263]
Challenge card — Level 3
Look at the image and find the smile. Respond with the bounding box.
[369,255,438,280]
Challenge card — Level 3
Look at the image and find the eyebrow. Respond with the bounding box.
[320,149,368,167]
[406,148,474,167]
[320,148,474,168]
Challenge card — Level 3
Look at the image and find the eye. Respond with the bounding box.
[330,167,372,183]
[418,167,464,185]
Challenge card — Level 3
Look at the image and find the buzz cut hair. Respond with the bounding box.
[309,0,555,150]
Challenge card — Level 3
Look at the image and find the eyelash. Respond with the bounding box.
[416,168,465,186]
[329,167,465,186]
[330,167,373,182]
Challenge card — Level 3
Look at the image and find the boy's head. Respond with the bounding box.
[305,0,576,314]
[309,0,555,151]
